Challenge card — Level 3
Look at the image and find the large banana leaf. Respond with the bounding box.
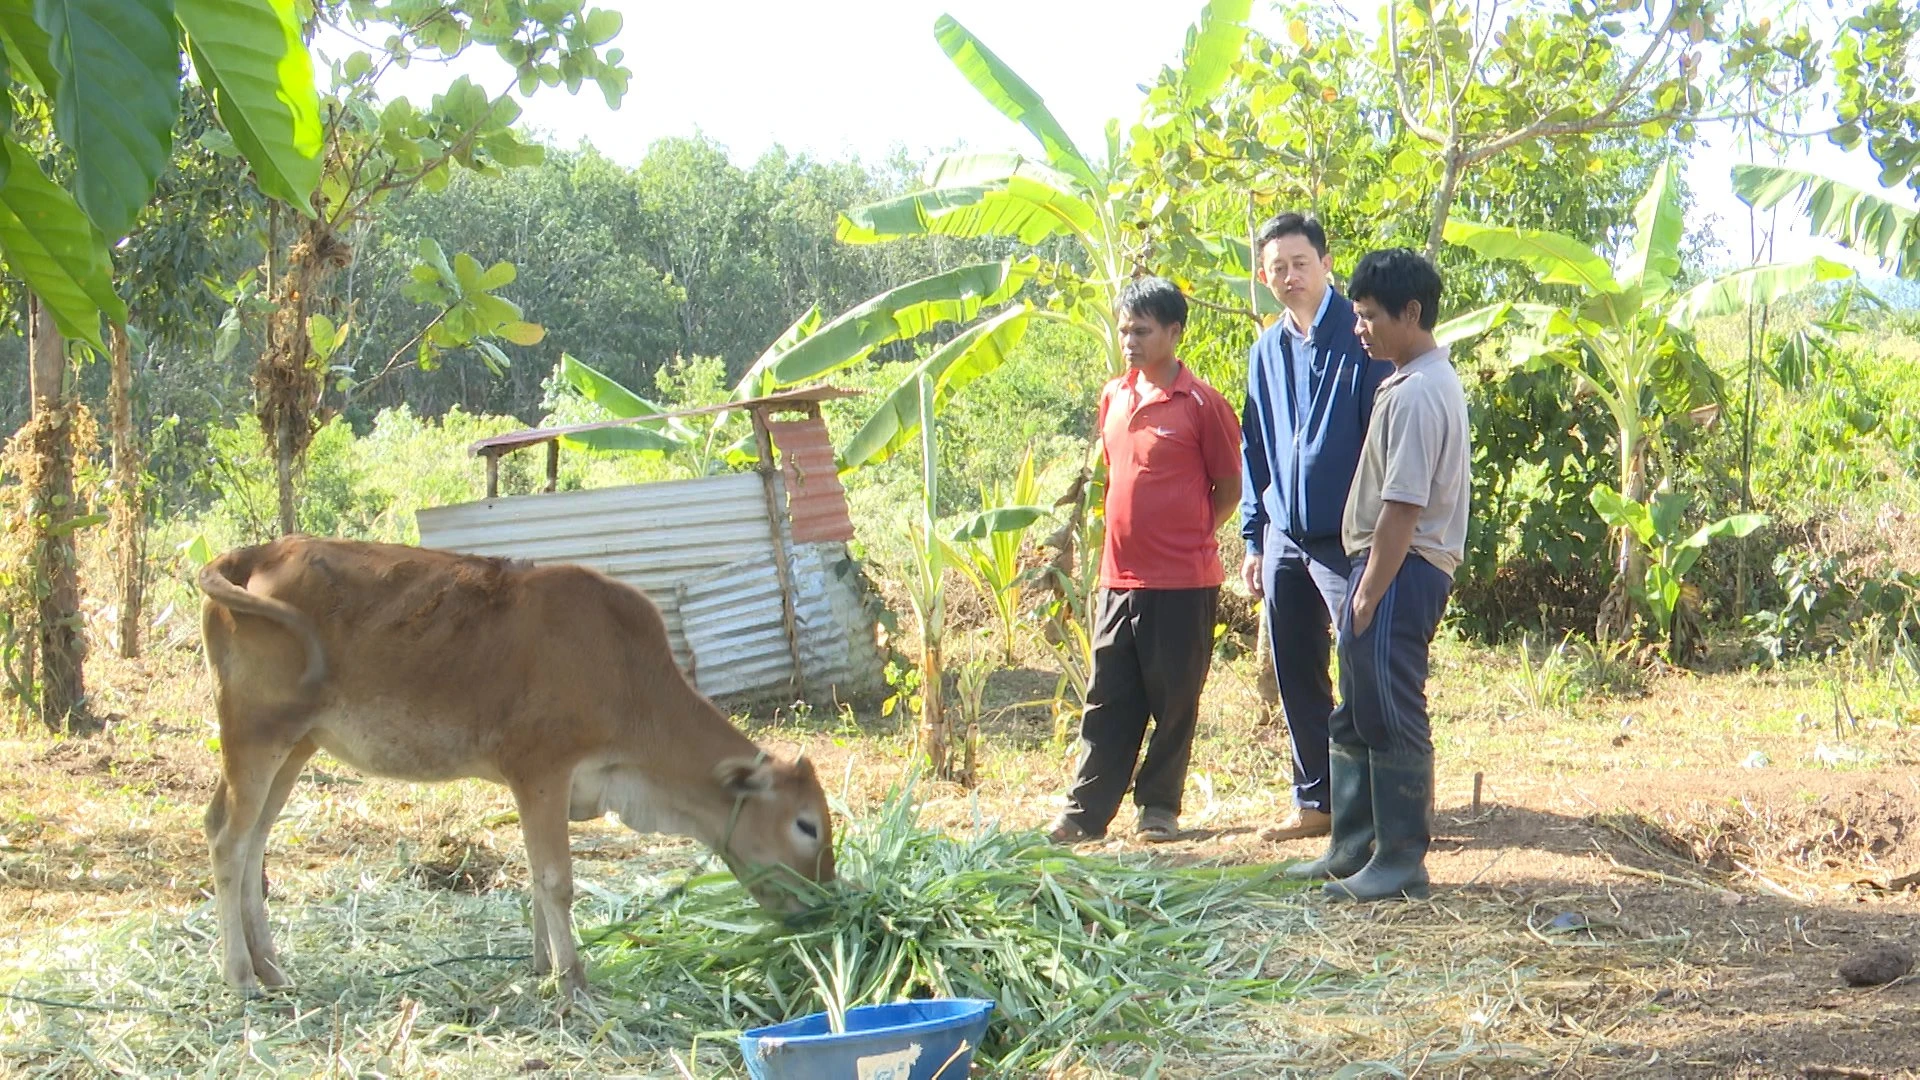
[556,354,693,454]
[1620,159,1682,293]
[840,305,1035,469]
[838,175,1097,245]
[934,15,1100,192]
[1179,0,1253,106]
[1732,163,1920,276]
[0,138,123,347]
[1443,219,1621,295]
[177,0,323,212]
[1665,257,1854,328]
[39,0,180,240]
[766,258,1034,386]
[948,504,1051,542]
[730,305,821,403]
[923,150,1079,192]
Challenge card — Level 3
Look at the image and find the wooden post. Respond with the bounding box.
[544,440,559,493]
[750,408,806,701]
[484,451,499,499]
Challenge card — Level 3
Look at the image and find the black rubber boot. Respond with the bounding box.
[1284,742,1374,881]
[1323,749,1432,900]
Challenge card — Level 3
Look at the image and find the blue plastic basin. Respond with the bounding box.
[738,998,996,1080]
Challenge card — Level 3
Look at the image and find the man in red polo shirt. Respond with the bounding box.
[1049,277,1243,844]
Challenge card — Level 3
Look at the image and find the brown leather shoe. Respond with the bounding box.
[1261,808,1332,842]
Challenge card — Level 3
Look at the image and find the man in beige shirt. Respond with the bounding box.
[1285,248,1469,901]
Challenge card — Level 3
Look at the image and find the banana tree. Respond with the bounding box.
[553,258,1035,464]
[1443,159,1853,640]
[1590,485,1767,661]
[947,449,1052,666]
[829,0,1253,468]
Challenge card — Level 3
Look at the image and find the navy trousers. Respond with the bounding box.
[1330,552,1452,756]
[1262,530,1353,811]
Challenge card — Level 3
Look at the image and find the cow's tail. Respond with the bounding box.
[199,546,327,694]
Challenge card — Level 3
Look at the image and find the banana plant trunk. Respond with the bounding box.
[1598,423,1649,644]
[913,374,953,779]
[26,297,85,731]
[109,324,144,659]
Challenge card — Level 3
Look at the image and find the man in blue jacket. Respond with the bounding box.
[1239,214,1393,843]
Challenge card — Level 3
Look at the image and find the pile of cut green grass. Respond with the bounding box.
[593,782,1320,1073]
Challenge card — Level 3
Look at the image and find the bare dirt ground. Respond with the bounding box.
[3,641,1918,1077]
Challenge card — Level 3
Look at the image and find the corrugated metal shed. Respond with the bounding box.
[416,474,770,669]
[770,416,855,544]
[679,544,879,701]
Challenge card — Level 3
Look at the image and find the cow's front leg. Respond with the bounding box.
[513,778,585,997]
[530,890,552,976]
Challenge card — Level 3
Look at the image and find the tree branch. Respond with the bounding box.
[1387,0,1448,145]
[1463,1,1683,165]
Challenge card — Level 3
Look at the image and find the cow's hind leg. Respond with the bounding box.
[240,737,316,988]
[207,734,302,997]
[512,777,585,996]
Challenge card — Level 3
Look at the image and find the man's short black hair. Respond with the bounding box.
[1348,248,1443,330]
[1118,276,1188,329]
[1254,212,1329,259]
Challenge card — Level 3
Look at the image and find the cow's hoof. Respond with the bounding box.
[252,957,291,989]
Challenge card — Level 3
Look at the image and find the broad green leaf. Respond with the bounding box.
[39,0,180,239]
[948,504,1051,543]
[0,0,58,91]
[840,305,1035,469]
[0,50,10,179]
[0,138,123,346]
[179,532,214,566]
[1666,257,1854,328]
[560,426,682,455]
[1588,484,1654,544]
[1179,0,1253,106]
[730,305,820,403]
[560,352,667,419]
[1649,488,1688,540]
[1443,219,1620,294]
[1621,159,1682,292]
[923,150,1078,192]
[305,312,346,360]
[499,320,544,345]
[178,0,323,212]
[1682,512,1767,550]
[1732,164,1920,275]
[767,259,1034,386]
[838,176,1097,245]
[476,259,516,291]
[934,15,1100,191]
[1435,303,1509,345]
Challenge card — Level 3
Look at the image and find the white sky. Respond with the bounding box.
[325,0,1914,279]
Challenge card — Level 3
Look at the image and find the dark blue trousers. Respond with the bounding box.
[1330,552,1452,756]
[1262,530,1352,811]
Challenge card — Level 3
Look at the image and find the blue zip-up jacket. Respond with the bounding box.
[1240,288,1393,552]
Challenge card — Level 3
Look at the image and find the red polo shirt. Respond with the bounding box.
[1098,362,1242,589]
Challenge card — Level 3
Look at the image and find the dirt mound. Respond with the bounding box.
[1594,787,1915,888]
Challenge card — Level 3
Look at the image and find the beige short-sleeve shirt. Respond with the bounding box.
[1341,345,1471,576]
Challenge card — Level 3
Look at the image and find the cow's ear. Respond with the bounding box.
[714,756,774,797]
[793,755,817,781]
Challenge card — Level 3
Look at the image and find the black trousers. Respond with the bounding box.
[1062,586,1220,833]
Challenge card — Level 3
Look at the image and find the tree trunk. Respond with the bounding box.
[109,324,144,659]
[27,297,85,731]
[259,215,350,537]
[1255,603,1280,725]
[1424,147,1466,262]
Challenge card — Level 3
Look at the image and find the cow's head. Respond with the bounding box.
[711,754,835,909]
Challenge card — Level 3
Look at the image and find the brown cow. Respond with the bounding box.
[198,536,834,997]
